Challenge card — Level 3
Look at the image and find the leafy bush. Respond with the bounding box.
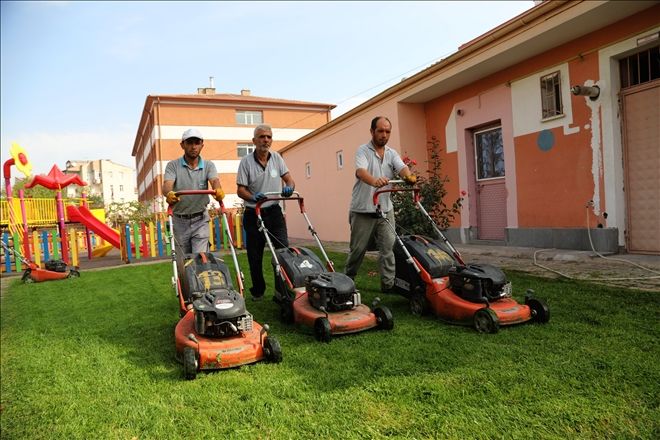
[392,136,463,236]
[105,200,152,227]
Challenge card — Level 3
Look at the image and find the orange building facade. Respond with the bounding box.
[131,88,334,212]
[282,1,659,254]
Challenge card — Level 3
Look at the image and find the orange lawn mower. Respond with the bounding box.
[1,240,80,283]
[170,190,282,380]
[375,181,549,334]
[259,192,394,343]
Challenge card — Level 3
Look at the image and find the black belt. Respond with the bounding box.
[246,205,279,212]
[173,211,204,219]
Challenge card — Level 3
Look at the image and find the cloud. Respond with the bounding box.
[2,127,136,178]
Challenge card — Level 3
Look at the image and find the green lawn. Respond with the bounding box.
[1,250,658,439]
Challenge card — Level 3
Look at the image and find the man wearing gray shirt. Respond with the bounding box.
[345,116,416,293]
[163,128,225,254]
[237,124,296,301]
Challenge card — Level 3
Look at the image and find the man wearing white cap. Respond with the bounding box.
[162,128,225,254]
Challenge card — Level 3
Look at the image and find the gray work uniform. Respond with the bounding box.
[164,156,217,254]
[345,142,405,290]
[237,151,289,209]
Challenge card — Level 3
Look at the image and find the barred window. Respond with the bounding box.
[540,71,563,119]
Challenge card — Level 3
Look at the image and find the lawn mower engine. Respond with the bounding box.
[448,264,512,303]
[272,247,325,297]
[306,272,360,312]
[44,259,68,272]
[192,288,253,338]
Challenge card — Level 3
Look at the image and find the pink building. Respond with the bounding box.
[282,1,660,254]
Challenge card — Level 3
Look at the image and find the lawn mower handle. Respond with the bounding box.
[168,189,227,214]
[256,192,305,214]
[372,181,420,206]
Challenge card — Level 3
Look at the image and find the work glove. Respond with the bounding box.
[214,188,225,202]
[281,186,294,197]
[403,174,417,185]
[166,191,180,205]
[252,192,267,202]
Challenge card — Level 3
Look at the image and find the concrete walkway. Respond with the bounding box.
[2,241,659,292]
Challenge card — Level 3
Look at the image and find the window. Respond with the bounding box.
[540,71,563,119]
[237,143,255,158]
[236,110,263,125]
[474,127,505,180]
[619,45,659,89]
[305,162,311,178]
[336,150,344,169]
[119,185,124,191]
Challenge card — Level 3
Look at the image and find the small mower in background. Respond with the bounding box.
[170,190,282,380]
[1,240,80,283]
[375,181,549,334]
[259,192,394,343]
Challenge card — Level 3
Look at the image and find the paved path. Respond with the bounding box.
[3,241,659,293]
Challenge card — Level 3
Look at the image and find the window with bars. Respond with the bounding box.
[235,110,263,125]
[237,143,255,158]
[619,45,659,89]
[540,71,563,119]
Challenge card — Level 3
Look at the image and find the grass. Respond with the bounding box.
[1,249,659,439]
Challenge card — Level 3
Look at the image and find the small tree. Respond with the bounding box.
[392,136,463,237]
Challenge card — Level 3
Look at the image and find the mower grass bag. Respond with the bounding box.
[44,259,68,273]
[393,235,458,296]
[306,272,360,312]
[272,247,325,298]
[448,263,511,303]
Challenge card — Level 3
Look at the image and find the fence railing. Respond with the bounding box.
[0,197,85,227]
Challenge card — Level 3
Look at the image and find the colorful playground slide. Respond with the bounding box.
[66,205,125,250]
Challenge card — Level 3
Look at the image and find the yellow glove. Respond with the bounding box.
[166,191,180,205]
[403,174,417,185]
[214,188,225,202]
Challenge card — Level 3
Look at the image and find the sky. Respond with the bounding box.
[1,1,535,178]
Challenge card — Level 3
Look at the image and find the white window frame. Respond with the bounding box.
[235,110,263,125]
[540,71,563,119]
[237,143,255,158]
[305,162,311,178]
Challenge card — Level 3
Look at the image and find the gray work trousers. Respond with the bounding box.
[172,212,210,255]
[344,210,396,289]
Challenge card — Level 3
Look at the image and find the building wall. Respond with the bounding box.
[65,160,137,205]
[134,98,332,213]
[281,2,660,251]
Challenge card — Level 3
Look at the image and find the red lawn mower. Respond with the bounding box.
[1,240,80,283]
[170,190,282,380]
[375,181,549,333]
[259,193,394,342]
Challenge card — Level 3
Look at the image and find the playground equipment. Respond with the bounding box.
[3,143,33,259]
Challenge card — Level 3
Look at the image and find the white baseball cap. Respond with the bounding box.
[181,128,204,141]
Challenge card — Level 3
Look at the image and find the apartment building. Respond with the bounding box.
[64,159,138,205]
[131,85,334,212]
